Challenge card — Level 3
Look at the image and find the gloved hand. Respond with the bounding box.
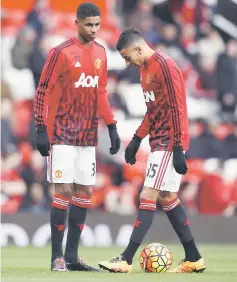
[125,135,142,165]
[173,146,188,174]
[108,124,121,155]
[36,125,50,157]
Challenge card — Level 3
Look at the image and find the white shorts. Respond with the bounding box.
[47,145,96,185]
[144,151,182,192]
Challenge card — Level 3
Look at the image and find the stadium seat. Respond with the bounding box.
[223,159,237,182]
[203,158,220,173]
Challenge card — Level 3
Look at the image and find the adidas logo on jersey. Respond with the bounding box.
[75,72,99,88]
[75,61,81,68]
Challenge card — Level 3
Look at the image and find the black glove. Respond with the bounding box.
[125,135,142,165]
[36,125,50,157]
[107,124,121,155]
[173,146,188,175]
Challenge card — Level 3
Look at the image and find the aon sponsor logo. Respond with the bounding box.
[75,72,99,88]
[143,90,155,102]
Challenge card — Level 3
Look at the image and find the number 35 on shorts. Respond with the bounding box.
[144,151,182,192]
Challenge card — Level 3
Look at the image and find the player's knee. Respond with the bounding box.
[73,184,93,198]
[140,187,158,202]
[157,191,177,204]
[55,183,72,198]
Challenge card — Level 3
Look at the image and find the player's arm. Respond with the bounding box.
[125,111,150,165]
[135,111,150,139]
[34,48,65,156]
[161,61,187,174]
[162,63,185,148]
[98,53,120,154]
[34,48,65,127]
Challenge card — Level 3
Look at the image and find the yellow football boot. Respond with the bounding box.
[168,258,207,273]
[98,256,132,273]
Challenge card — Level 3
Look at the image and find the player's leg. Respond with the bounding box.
[64,146,99,271]
[158,191,201,261]
[98,186,158,273]
[48,145,74,271]
[121,186,158,261]
[98,151,165,273]
[156,154,206,273]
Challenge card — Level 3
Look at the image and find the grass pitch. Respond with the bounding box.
[1,244,237,282]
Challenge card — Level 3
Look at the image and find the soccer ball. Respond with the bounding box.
[140,243,173,273]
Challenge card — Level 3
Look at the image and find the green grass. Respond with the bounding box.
[1,245,237,282]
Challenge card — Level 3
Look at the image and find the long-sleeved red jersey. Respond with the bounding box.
[34,37,116,146]
[136,51,190,151]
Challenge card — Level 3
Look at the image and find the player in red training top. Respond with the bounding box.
[99,29,206,274]
[34,3,120,272]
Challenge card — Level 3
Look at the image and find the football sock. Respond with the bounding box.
[121,200,156,264]
[161,197,201,262]
[64,194,91,263]
[182,239,201,262]
[51,194,69,262]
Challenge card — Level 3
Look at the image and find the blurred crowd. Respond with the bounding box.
[1,0,237,216]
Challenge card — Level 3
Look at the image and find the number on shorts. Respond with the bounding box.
[146,163,158,178]
[91,162,96,176]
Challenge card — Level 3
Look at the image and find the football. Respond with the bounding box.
[140,243,173,273]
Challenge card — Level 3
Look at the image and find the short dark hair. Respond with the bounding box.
[77,2,100,19]
[116,28,143,51]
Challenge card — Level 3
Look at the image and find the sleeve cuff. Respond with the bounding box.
[107,123,117,130]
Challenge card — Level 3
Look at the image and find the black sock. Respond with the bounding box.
[162,198,201,262]
[182,239,201,262]
[51,194,69,262]
[121,199,156,264]
[64,194,90,263]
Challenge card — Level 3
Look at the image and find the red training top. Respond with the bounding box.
[34,37,116,146]
[136,51,190,151]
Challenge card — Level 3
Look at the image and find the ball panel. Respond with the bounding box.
[147,266,156,273]
[157,265,166,273]
[150,255,158,262]
[157,256,166,266]
[141,250,147,259]
[144,248,151,256]
[149,245,157,251]
[146,258,152,268]
[150,251,158,257]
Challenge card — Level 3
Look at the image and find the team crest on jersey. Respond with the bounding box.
[95,58,102,70]
[55,170,62,178]
[74,56,81,68]
[146,73,152,84]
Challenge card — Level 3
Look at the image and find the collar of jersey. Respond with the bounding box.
[144,51,157,67]
[73,36,94,50]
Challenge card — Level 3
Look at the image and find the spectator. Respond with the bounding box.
[11,25,36,70]
[212,123,237,160]
[26,0,51,40]
[21,182,49,213]
[126,0,160,45]
[216,39,237,121]
[29,36,48,88]
[186,120,221,159]
[107,74,130,117]
[1,80,16,156]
